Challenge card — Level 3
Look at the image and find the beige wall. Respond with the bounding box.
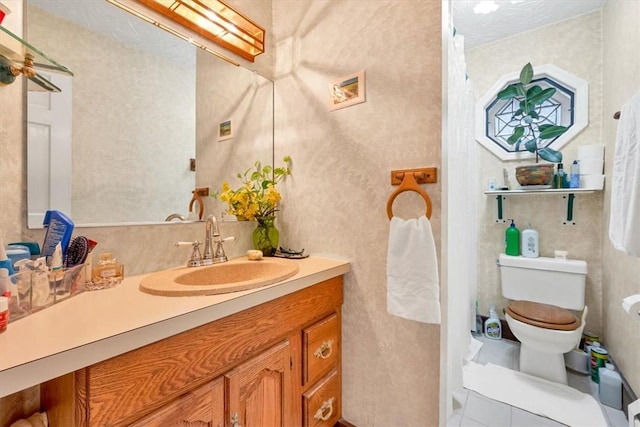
[466,12,605,335]
[602,0,640,397]
[273,1,442,425]
[196,51,274,220]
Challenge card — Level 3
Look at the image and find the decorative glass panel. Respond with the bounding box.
[475,65,588,161]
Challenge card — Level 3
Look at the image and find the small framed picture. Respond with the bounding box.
[329,70,366,111]
[218,119,233,141]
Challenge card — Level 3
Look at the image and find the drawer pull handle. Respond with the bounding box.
[313,397,335,422]
[231,412,242,427]
[313,339,334,359]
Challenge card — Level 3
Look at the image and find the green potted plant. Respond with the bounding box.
[216,156,292,256]
[497,63,568,185]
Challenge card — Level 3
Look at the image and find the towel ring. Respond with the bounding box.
[386,172,432,219]
[189,192,204,220]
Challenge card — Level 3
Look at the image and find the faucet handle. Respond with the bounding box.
[213,236,235,263]
[175,241,203,267]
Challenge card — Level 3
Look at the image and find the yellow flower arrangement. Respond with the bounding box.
[217,156,292,221]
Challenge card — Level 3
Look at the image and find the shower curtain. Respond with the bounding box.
[446,26,478,395]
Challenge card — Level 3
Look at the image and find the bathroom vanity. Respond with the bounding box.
[0,256,350,426]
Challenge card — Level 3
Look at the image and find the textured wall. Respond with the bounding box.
[465,12,605,334]
[602,0,640,398]
[273,1,442,425]
[196,51,274,220]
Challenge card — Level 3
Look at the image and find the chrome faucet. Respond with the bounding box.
[203,214,233,264]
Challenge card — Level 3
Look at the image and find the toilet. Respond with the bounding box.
[499,253,588,384]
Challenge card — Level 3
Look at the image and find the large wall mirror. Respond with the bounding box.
[26,0,273,228]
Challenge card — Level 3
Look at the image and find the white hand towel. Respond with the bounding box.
[387,215,440,324]
[609,91,640,257]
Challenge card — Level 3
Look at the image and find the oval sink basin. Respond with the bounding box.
[139,257,300,296]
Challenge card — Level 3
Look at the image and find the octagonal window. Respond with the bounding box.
[475,65,588,161]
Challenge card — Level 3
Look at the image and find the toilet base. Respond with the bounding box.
[519,343,568,384]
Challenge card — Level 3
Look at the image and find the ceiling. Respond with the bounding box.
[452,0,607,50]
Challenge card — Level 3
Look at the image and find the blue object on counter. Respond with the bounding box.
[570,160,580,188]
[42,210,74,259]
[6,245,30,266]
[9,241,40,256]
[0,259,13,276]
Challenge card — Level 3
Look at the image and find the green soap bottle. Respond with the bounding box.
[505,219,520,256]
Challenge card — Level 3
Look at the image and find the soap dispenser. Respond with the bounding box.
[505,219,520,256]
[521,223,539,258]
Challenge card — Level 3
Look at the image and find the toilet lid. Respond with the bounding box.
[506,300,580,331]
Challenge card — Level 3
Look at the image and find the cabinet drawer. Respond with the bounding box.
[303,313,339,386]
[128,378,223,427]
[303,369,341,427]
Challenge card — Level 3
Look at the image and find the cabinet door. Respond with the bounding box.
[225,340,293,427]
[128,377,224,427]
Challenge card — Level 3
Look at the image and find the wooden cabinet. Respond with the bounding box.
[302,314,341,427]
[303,370,341,427]
[303,314,340,388]
[226,340,293,427]
[128,378,224,427]
[41,276,344,427]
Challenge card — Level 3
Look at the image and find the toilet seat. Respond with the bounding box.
[505,300,580,331]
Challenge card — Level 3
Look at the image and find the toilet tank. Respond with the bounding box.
[499,254,587,310]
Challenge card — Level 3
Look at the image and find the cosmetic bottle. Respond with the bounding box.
[0,232,14,275]
[92,253,124,282]
[554,163,569,189]
[521,223,539,258]
[0,267,10,296]
[31,257,51,308]
[42,210,74,259]
[505,219,520,256]
[570,160,580,188]
[0,296,8,333]
[49,242,64,299]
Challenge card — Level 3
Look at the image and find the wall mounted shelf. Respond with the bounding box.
[485,187,602,225]
[0,24,73,92]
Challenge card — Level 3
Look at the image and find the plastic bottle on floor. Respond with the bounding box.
[484,306,502,340]
[599,363,622,409]
[474,300,483,336]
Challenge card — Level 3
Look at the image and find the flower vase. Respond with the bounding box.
[253,216,279,256]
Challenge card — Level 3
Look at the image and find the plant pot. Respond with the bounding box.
[515,164,555,186]
[253,216,279,257]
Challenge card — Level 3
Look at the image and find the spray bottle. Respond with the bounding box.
[484,306,502,340]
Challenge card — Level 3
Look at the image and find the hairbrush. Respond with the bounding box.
[65,236,90,268]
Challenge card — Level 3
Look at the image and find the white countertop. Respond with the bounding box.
[0,255,350,397]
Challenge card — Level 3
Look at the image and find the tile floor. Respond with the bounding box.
[447,336,629,427]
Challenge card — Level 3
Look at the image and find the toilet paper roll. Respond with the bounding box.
[622,294,640,322]
[579,158,604,174]
[578,144,605,160]
[628,398,640,427]
[580,174,605,190]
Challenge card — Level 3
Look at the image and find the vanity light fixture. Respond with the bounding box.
[106,0,264,63]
